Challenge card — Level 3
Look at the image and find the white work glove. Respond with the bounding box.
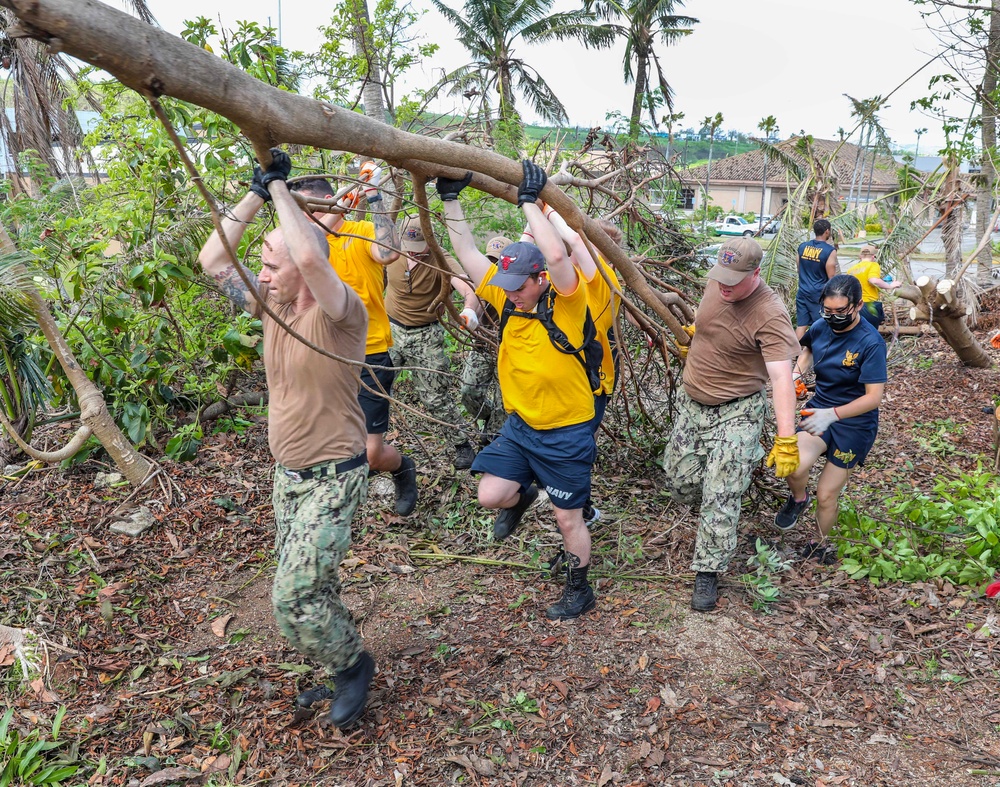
[799,407,840,436]
[359,161,383,199]
[459,307,480,331]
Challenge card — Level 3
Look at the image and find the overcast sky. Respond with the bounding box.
[138,0,969,152]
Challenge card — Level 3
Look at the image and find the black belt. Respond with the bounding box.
[283,452,367,482]
[389,318,436,331]
[695,390,763,409]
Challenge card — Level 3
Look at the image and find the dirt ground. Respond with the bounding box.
[3,329,1000,787]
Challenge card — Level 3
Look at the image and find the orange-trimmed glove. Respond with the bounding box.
[765,436,800,478]
[991,332,1000,350]
[793,374,809,398]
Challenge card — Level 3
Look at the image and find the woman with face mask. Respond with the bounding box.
[772,275,888,562]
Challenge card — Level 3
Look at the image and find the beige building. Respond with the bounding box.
[678,137,902,217]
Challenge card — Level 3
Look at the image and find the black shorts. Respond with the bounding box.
[359,351,396,434]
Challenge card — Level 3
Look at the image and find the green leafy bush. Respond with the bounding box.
[864,221,883,233]
[0,707,79,786]
[838,470,999,586]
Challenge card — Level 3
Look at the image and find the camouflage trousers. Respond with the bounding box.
[661,388,766,573]
[390,322,469,446]
[460,345,501,430]
[271,459,368,674]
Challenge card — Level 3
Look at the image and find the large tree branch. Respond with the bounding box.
[1,0,686,346]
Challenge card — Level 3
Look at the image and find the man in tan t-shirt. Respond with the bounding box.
[661,237,801,612]
[386,216,482,469]
[198,149,376,729]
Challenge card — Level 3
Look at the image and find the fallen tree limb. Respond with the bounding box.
[1,0,687,348]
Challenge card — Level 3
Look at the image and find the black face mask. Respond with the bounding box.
[823,311,854,330]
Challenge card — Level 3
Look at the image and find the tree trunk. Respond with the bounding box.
[0,220,153,484]
[350,0,388,124]
[629,53,648,139]
[0,0,689,344]
[897,278,992,368]
[976,0,1000,286]
[942,160,965,278]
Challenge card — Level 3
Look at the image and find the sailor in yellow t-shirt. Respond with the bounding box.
[291,168,419,518]
[845,245,901,327]
[522,209,622,533]
[436,160,598,622]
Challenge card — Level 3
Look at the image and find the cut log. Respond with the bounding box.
[936,278,957,306]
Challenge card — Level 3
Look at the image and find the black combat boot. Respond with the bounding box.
[391,456,418,516]
[453,441,476,471]
[691,571,718,612]
[546,557,596,621]
[328,651,376,729]
[295,684,333,709]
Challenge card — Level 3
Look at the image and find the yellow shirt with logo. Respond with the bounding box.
[476,267,595,430]
[328,220,392,354]
[584,256,622,395]
[846,259,883,303]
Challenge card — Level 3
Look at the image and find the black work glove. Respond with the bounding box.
[517,159,547,207]
[250,167,271,201]
[435,171,473,202]
[257,148,293,192]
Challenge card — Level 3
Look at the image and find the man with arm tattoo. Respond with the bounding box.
[291,167,419,517]
[197,148,377,728]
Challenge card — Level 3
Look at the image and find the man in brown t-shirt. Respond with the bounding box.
[198,149,375,729]
[662,237,801,612]
[386,216,482,469]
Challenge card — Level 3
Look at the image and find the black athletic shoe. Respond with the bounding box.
[493,485,539,541]
[800,540,838,565]
[391,456,418,516]
[691,571,718,612]
[774,494,810,532]
[453,441,476,471]
[328,651,376,729]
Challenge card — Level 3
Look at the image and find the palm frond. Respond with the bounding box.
[756,139,805,181]
[761,177,810,294]
[512,65,568,124]
[0,250,42,329]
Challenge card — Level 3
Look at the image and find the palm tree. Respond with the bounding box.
[586,0,697,139]
[757,115,778,227]
[701,112,722,231]
[430,0,614,126]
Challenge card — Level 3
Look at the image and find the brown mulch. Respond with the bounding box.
[2,331,1000,787]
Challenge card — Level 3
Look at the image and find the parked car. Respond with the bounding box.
[712,214,782,237]
[713,215,762,237]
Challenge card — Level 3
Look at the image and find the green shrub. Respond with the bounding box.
[0,707,79,786]
[838,470,999,586]
[865,221,883,233]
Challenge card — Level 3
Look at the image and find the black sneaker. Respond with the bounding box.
[328,651,376,729]
[493,485,539,541]
[453,441,476,471]
[391,456,418,516]
[691,571,718,612]
[800,541,838,565]
[774,494,810,532]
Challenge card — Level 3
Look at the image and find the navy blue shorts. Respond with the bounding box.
[795,292,822,328]
[359,351,395,434]
[590,393,609,435]
[860,301,885,328]
[470,413,596,509]
[801,416,878,469]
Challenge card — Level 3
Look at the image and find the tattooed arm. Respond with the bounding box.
[368,204,401,265]
[198,192,265,315]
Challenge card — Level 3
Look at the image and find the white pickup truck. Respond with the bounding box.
[712,215,779,237]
